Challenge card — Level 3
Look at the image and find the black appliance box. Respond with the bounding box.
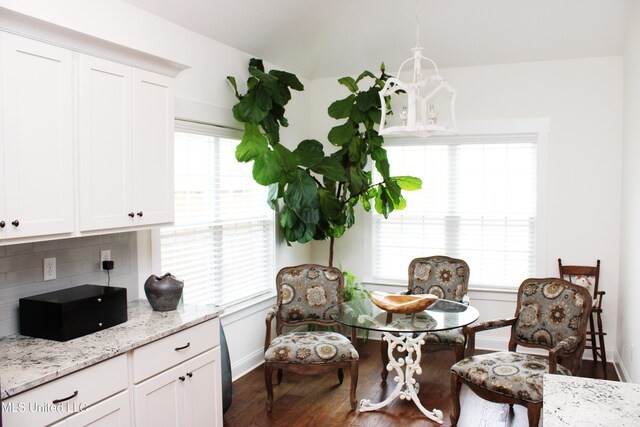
[19,285,127,341]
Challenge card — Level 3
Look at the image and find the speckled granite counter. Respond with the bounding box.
[0,299,223,398]
[544,374,640,426]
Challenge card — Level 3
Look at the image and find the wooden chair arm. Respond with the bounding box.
[548,335,580,374]
[466,317,517,356]
[593,290,605,310]
[264,306,278,352]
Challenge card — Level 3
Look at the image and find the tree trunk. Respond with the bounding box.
[329,237,335,267]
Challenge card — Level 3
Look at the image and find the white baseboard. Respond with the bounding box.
[614,349,631,382]
[231,347,264,382]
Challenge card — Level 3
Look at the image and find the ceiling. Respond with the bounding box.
[122,0,629,80]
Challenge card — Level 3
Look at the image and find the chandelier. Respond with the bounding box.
[378,8,457,138]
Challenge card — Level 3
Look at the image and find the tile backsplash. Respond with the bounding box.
[0,233,139,337]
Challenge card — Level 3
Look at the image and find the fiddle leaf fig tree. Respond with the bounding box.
[227,59,421,266]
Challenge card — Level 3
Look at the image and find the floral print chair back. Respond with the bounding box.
[380,256,470,381]
[263,264,359,412]
[449,278,592,427]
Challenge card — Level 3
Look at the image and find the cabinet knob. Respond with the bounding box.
[11,220,19,227]
[128,212,135,218]
[137,211,144,217]
[186,372,193,378]
[98,322,103,327]
[179,376,186,382]
[0,221,4,228]
[97,298,102,303]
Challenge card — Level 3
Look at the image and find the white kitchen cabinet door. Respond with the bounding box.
[183,347,222,427]
[1,33,74,239]
[134,349,219,427]
[132,69,174,226]
[78,54,134,231]
[66,391,132,427]
[133,363,186,427]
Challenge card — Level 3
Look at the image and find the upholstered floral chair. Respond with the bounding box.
[380,256,470,380]
[450,278,592,426]
[264,264,359,412]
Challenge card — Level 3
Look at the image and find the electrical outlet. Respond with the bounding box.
[43,257,56,281]
[100,250,111,271]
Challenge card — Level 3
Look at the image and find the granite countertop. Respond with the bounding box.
[0,299,224,398]
[544,374,640,426]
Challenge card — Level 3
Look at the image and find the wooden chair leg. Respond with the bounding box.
[527,403,541,427]
[450,373,462,426]
[589,313,598,362]
[265,363,274,412]
[349,361,359,411]
[380,339,389,381]
[276,368,283,384]
[338,368,344,384]
[596,312,608,379]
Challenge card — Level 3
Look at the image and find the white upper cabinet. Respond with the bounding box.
[78,55,134,231]
[79,56,174,232]
[0,33,74,239]
[133,69,174,226]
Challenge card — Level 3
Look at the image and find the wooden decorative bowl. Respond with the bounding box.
[370,291,438,314]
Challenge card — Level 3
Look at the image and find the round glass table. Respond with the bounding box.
[329,298,479,424]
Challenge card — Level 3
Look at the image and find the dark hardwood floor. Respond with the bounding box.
[223,340,617,427]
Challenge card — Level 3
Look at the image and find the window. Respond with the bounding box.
[371,122,546,289]
[160,121,275,306]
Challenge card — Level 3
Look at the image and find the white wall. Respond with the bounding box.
[308,57,623,356]
[0,0,311,379]
[618,1,640,383]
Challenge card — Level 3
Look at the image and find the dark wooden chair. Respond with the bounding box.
[558,258,607,378]
[450,278,592,427]
[264,264,359,412]
[381,256,470,380]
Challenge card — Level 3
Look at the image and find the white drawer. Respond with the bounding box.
[132,318,219,383]
[3,354,128,427]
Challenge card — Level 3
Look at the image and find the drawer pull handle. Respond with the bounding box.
[52,390,78,404]
[11,220,19,227]
[137,211,144,217]
[97,298,102,303]
[98,322,103,327]
[0,221,5,228]
[179,376,186,381]
[186,372,193,378]
[128,212,135,218]
[175,342,190,351]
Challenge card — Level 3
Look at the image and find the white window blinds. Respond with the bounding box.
[372,134,537,289]
[160,121,275,306]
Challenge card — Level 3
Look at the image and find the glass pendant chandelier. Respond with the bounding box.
[379,5,457,138]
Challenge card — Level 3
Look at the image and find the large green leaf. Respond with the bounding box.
[347,166,366,195]
[284,169,319,212]
[355,70,376,83]
[293,139,325,167]
[371,146,390,179]
[386,179,402,204]
[328,122,357,146]
[374,185,392,217]
[318,188,343,222]
[280,206,297,228]
[270,70,304,91]
[253,150,283,185]
[328,95,356,119]
[226,76,241,100]
[267,183,280,210]
[338,76,358,93]
[249,58,265,72]
[235,123,268,162]
[393,176,423,191]
[356,91,373,112]
[311,157,347,182]
[233,87,271,123]
[272,144,298,180]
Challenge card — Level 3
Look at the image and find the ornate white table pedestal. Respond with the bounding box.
[358,331,444,424]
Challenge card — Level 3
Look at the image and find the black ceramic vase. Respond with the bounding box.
[144,273,184,311]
